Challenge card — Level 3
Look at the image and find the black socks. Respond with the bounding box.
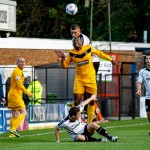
[85,136,102,142]
[96,127,112,141]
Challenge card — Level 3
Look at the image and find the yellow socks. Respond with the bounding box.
[15,114,25,129]
[87,104,95,124]
[10,114,25,131]
[10,117,17,131]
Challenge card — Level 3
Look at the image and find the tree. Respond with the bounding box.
[11,0,150,42]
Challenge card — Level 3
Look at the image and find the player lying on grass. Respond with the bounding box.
[54,94,118,142]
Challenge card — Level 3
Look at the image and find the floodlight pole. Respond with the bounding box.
[108,0,112,53]
[90,0,94,42]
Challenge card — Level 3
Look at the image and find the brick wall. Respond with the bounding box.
[0,48,60,66]
[0,48,144,70]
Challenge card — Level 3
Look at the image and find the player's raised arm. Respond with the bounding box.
[54,50,65,58]
[81,93,97,107]
[54,50,66,68]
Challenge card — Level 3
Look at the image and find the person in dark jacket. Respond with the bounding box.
[0,74,6,107]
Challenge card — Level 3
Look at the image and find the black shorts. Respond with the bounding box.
[93,62,100,74]
[145,99,150,112]
[82,125,93,137]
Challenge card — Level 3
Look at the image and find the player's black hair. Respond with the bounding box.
[69,106,80,117]
[70,24,80,30]
[146,52,150,56]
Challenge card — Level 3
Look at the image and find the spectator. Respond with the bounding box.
[27,76,43,105]
[0,74,6,107]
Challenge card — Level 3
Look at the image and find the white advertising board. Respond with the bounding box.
[97,55,117,82]
[140,97,147,118]
[0,0,16,32]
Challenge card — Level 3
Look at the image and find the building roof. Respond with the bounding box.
[0,37,150,51]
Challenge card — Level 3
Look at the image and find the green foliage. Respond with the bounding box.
[12,0,150,42]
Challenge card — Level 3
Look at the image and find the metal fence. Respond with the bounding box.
[0,66,141,121]
[98,73,139,120]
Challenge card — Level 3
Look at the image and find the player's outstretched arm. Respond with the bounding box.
[82,93,97,107]
[54,126,60,142]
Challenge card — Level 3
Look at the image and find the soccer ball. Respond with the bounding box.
[66,3,78,15]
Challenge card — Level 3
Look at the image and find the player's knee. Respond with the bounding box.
[23,111,27,117]
[20,109,27,117]
[76,135,86,142]
[88,122,98,129]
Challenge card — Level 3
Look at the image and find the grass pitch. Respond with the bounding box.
[0,118,149,150]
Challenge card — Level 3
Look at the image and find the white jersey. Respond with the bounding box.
[80,33,90,46]
[92,54,100,62]
[72,33,100,62]
[137,67,150,99]
[56,105,86,140]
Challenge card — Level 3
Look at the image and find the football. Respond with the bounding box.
[66,3,78,15]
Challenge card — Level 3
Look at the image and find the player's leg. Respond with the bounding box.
[16,107,27,129]
[145,99,150,122]
[9,98,27,137]
[145,99,150,135]
[8,96,20,137]
[86,92,95,124]
[73,79,84,106]
[86,82,97,124]
[10,107,27,137]
[9,110,20,137]
[93,62,100,74]
[84,77,97,123]
[14,99,27,129]
[87,122,118,142]
[76,134,107,142]
[74,93,83,106]
[75,135,86,142]
[76,125,107,142]
[83,91,88,112]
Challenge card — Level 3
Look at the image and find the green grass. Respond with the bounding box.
[0,118,149,150]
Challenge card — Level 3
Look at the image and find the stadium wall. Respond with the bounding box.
[0,38,149,130]
[0,37,147,69]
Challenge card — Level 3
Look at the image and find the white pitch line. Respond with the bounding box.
[105,122,149,129]
[20,122,150,137]
[0,122,148,138]
[22,130,65,137]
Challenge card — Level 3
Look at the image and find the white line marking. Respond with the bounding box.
[0,122,148,138]
[105,123,149,129]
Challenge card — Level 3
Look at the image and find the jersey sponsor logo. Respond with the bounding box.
[16,76,21,80]
[146,77,150,80]
[78,60,89,67]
